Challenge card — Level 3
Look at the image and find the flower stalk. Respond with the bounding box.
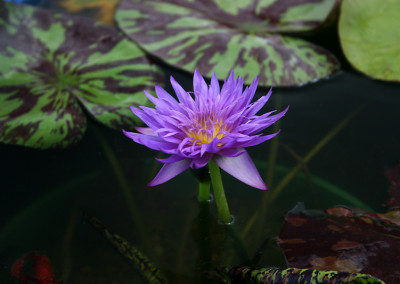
[198,181,211,201]
[208,160,232,224]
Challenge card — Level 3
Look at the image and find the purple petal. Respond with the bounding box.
[217,147,245,157]
[148,159,191,186]
[244,77,260,106]
[123,130,177,154]
[235,132,280,148]
[220,73,234,98]
[156,154,185,164]
[130,106,162,130]
[204,138,221,154]
[244,107,289,135]
[190,153,212,169]
[144,90,158,105]
[135,127,156,136]
[193,70,208,97]
[171,76,194,107]
[155,84,177,104]
[244,89,272,117]
[210,72,220,96]
[213,151,267,190]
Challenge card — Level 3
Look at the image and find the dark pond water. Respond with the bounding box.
[1,67,399,283]
[1,1,400,284]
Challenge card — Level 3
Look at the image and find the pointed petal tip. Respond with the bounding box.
[257,182,268,190]
[147,180,158,187]
[213,151,267,190]
[194,69,205,80]
[278,105,290,117]
[147,159,190,187]
[170,75,177,84]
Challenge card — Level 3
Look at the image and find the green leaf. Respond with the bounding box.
[0,2,162,149]
[339,0,400,82]
[217,266,385,283]
[115,0,341,87]
[83,213,168,284]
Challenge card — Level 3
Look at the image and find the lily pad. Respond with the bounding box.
[278,203,400,283]
[0,2,162,149]
[115,0,341,87]
[216,266,384,283]
[339,0,400,82]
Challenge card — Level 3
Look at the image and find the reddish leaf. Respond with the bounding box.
[11,252,63,284]
[278,204,400,283]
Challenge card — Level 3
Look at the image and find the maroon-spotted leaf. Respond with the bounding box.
[0,2,162,149]
[277,204,400,283]
[215,266,384,283]
[115,0,341,87]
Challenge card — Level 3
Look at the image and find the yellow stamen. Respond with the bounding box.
[186,119,227,145]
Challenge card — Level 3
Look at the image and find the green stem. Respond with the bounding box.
[208,160,232,224]
[198,181,211,201]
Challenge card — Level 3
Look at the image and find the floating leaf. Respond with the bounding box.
[115,0,341,87]
[0,2,162,149]
[339,0,400,82]
[215,266,384,284]
[83,213,168,284]
[278,203,400,283]
[60,0,118,25]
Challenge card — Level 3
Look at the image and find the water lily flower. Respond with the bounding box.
[123,70,288,190]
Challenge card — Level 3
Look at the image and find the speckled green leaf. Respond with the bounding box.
[115,0,340,87]
[339,0,400,82]
[217,266,385,284]
[0,2,162,149]
[84,213,168,284]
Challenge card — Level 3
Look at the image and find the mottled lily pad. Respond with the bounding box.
[339,0,400,82]
[216,266,384,283]
[115,0,341,87]
[278,203,400,283]
[0,2,162,149]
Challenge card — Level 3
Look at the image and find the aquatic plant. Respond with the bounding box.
[0,2,161,149]
[116,0,341,87]
[123,70,288,223]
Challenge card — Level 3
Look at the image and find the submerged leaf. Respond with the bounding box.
[83,213,168,284]
[278,203,400,283]
[0,2,162,149]
[216,266,384,284]
[115,0,341,87]
[339,0,400,82]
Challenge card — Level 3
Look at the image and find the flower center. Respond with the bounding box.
[186,116,227,145]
